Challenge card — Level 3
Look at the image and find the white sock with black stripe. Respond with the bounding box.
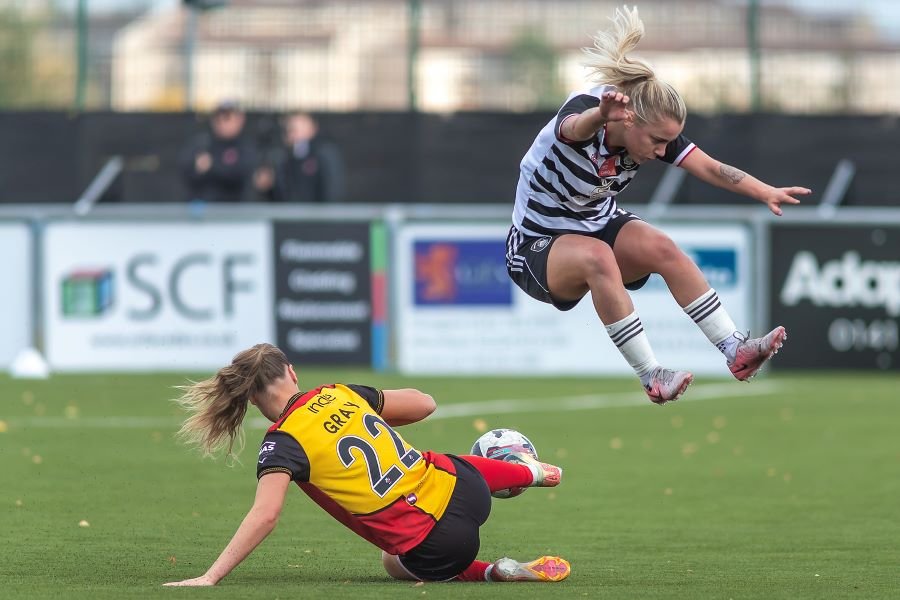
[604,312,659,381]
[683,288,740,361]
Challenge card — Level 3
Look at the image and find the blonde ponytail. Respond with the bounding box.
[174,343,290,458]
[583,5,686,126]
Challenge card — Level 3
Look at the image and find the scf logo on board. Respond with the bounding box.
[60,252,257,321]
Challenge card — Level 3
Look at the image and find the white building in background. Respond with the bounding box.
[111,0,900,114]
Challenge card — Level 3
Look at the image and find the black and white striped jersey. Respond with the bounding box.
[511,85,696,237]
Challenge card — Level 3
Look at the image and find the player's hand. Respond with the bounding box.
[254,166,275,191]
[163,575,217,587]
[763,186,810,216]
[195,152,213,174]
[598,90,633,123]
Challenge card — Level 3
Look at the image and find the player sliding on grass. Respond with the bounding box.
[163,343,569,586]
[506,5,805,404]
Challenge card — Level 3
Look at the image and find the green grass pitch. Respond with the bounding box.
[1,370,898,599]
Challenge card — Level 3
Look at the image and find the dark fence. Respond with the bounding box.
[1,111,897,206]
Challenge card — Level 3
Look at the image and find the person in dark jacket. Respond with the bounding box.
[266,112,345,203]
[179,100,260,203]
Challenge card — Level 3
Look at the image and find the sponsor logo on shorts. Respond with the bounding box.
[531,237,551,252]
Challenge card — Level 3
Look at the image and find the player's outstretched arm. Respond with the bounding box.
[680,148,811,216]
[163,473,291,587]
[380,389,437,426]
[560,90,633,141]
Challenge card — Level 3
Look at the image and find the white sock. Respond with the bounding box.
[605,312,659,379]
[683,288,740,360]
[525,463,542,486]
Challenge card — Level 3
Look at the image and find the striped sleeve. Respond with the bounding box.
[555,94,600,145]
[662,134,697,166]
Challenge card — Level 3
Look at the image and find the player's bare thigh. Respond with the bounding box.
[546,233,621,301]
[611,220,685,283]
[382,552,419,580]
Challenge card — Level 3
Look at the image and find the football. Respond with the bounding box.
[471,428,538,499]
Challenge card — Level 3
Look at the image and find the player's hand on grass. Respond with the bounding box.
[763,186,810,216]
[163,575,216,587]
[599,89,633,123]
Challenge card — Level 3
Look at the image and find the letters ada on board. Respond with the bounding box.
[273,222,372,366]
[769,225,899,370]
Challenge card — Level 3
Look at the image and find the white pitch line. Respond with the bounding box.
[429,380,781,420]
[1,416,183,429]
[3,381,781,430]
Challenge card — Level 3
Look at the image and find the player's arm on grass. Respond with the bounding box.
[380,388,436,426]
[679,148,811,216]
[163,472,291,587]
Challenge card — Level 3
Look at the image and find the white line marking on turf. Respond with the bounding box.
[429,381,780,420]
[2,416,184,428]
[3,382,781,429]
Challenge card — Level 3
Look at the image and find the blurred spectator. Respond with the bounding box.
[178,100,260,203]
[261,112,345,203]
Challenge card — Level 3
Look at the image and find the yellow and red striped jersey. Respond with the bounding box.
[256,383,458,554]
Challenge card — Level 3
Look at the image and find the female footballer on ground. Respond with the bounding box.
[507,6,809,403]
[163,344,569,586]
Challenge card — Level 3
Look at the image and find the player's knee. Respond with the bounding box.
[382,552,416,581]
[580,241,619,279]
[647,234,686,267]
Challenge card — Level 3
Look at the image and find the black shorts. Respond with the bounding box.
[398,455,491,581]
[505,209,650,311]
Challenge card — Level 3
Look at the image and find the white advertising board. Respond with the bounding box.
[0,223,33,369]
[395,222,752,375]
[44,222,273,371]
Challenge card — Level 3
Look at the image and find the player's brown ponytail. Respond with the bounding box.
[582,5,686,126]
[174,343,290,458]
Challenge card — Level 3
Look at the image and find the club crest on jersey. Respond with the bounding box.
[531,237,551,252]
[405,493,418,505]
[258,441,276,464]
[620,154,638,171]
[590,179,614,200]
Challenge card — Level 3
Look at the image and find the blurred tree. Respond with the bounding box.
[0,6,72,108]
[0,8,36,106]
[506,29,564,110]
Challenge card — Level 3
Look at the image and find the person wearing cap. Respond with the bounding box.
[178,100,261,203]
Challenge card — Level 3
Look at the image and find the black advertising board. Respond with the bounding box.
[770,224,899,370]
[273,221,373,366]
